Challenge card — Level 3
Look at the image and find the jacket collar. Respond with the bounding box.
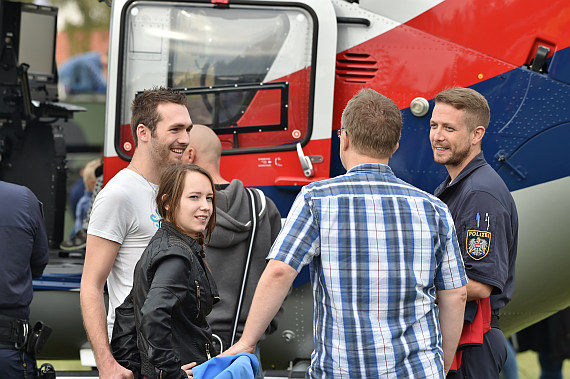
[161,220,202,253]
[435,152,487,196]
[450,152,487,187]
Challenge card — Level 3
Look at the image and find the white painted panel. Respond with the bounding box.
[360,0,444,24]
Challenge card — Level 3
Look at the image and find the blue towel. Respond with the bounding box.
[192,353,259,379]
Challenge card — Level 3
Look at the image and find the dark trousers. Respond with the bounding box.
[538,351,563,379]
[0,349,36,379]
[447,328,508,379]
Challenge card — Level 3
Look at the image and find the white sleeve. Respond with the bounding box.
[88,184,134,244]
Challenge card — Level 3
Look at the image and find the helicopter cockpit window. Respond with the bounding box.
[118,2,315,157]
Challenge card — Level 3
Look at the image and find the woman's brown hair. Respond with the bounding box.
[156,164,216,246]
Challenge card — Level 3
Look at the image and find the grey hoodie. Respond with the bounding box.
[205,179,282,352]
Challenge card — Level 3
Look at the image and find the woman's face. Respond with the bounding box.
[172,171,214,238]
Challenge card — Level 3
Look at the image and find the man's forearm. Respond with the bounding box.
[223,259,297,356]
[466,278,493,302]
[241,260,297,346]
[437,286,467,374]
[80,284,115,371]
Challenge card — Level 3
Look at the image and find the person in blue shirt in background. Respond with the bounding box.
[59,51,107,95]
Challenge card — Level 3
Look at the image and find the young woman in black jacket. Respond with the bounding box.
[111,164,219,379]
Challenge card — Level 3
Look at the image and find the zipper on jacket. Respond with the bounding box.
[195,280,201,318]
[206,343,211,360]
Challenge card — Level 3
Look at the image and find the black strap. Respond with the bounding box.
[0,318,28,349]
[230,188,258,347]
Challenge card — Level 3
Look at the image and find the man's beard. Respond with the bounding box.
[151,138,182,167]
[435,143,471,167]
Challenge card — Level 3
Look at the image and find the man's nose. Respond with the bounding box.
[431,126,443,140]
[179,129,190,145]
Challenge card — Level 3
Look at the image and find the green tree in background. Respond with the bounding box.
[21,0,111,55]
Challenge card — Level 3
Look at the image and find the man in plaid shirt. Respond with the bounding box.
[223,88,468,378]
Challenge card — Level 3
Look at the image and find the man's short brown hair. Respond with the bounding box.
[435,87,490,131]
[341,88,402,159]
[130,87,188,146]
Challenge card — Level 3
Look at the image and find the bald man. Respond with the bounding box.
[185,125,282,377]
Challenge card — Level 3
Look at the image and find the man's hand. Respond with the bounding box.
[98,360,134,379]
[181,362,197,378]
[218,339,256,357]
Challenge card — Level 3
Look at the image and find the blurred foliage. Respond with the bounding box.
[21,0,112,54]
[51,0,111,31]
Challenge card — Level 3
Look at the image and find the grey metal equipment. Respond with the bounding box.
[530,45,550,73]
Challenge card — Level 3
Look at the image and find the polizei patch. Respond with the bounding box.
[466,230,491,260]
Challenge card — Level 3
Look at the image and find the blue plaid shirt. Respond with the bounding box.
[268,164,467,378]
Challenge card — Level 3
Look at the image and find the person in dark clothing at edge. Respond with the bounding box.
[0,181,49,377]
[184,125,283,378]
[111,164,219,379]
[430,87,519,378]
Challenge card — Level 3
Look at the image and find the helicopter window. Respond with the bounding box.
[117,2,315,157]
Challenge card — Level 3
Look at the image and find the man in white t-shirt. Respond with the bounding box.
[80,87,193,379]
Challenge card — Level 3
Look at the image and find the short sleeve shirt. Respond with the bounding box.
[88,169,160,336]
[268,164,467,378]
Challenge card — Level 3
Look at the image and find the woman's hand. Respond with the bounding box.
[181,362,197,378]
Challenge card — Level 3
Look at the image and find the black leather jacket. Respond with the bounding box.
[111,221,219,379]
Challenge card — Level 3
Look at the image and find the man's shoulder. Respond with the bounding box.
[98,169,149,198]
[464,164,513,202]
[0,180,35,200]
[391,177,453,214]
[0,181,38,217]
[302,168,443,201]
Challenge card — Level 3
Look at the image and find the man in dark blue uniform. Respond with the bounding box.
[430,87,518,378]
[0,181,49,377]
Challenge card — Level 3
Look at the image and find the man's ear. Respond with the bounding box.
[472,125,486,145]
[185,147,196,164]
[137,124,150,143]
[340,131,350,151]
[391,141,400,157]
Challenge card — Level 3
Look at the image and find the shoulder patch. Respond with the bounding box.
[466,230,491,260]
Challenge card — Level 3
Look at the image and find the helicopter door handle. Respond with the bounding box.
[296,143,314,178]
[495,151,527,180]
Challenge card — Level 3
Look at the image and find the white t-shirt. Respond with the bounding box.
[87,168,160,338]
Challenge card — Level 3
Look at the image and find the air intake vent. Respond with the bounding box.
[336,53,378,83]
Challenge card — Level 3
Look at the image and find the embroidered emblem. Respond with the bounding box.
[466,230,491,260]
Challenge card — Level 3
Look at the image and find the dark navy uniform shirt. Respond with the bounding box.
[0,181,49,319]
[435,152,518,313]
